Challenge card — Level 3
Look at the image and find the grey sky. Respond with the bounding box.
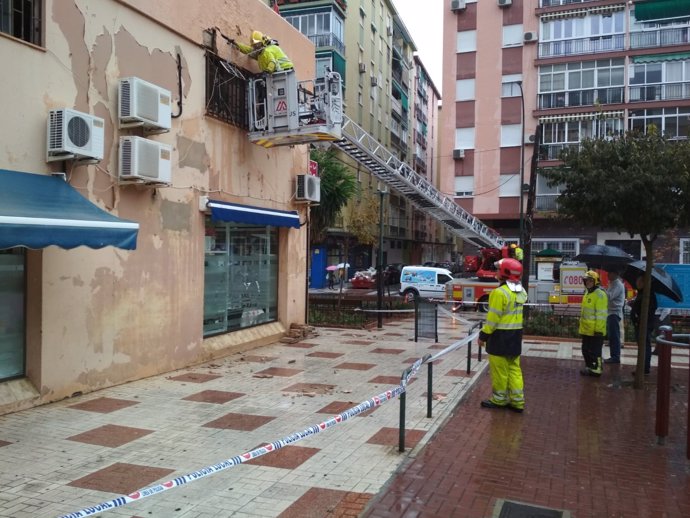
[392,0,443,94]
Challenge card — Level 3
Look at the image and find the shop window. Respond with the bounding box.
[0,248,25,381]
[203,220,278,336]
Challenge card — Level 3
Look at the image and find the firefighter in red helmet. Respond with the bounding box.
[478,258,528,412]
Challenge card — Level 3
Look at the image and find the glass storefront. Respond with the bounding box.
[0,249,25,380]
[203,219,279,336]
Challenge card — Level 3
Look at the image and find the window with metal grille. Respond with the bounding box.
[0,0,42,45]
[205,52,253,130]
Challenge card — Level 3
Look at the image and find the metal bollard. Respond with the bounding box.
[427,362,433,418]
[655,326,673,445]
[398,390,406,453]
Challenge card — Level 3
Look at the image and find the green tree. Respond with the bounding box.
[309,149,358,244]
[544,128,690,388]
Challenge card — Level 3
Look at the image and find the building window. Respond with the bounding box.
[629,106,690,138]
[502,24,524,48]
[454,176,474,198]
[629,60,690,103]
[0,249,25,381]
[538,59,624,109]
[539,12,625,58]
[540,117,624,159]
[529,239,578,274]
[0,0,42,46]
[681,239,690,264]
[456,79,475,101]
[500,124,522,147]
[499,174,520,197]
[455,127,475,150]
[456,30,477,53]
[501,74,522,97]
[203,221,278,337]
[205,52,251,129]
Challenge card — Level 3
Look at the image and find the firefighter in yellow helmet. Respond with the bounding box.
[478,258,528,412]
[578,270,608,376]
[228,30,294,74]
[509,243,524,262]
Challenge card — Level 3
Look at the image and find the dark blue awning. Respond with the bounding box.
[206,199,300,228]
[0,169,139,250]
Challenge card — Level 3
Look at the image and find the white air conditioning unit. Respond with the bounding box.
[296,174,321,203]
[498,0,512,7]
[450,0,466,12]
[453,148,465,160]
[119,136,172,185]
[118,77,172,131]
[525,134,536,144]
[46,108,105,162]
[371,76,379,87]
[524,31,538,43]
[358,62,366,73]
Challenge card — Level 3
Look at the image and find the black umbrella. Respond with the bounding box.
[574,244,634,268]
[621,261,683,303]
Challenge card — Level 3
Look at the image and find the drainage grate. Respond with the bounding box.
[495,500,567,518]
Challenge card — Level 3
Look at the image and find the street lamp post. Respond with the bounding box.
[377,188,387,329]
[515,80,526,248]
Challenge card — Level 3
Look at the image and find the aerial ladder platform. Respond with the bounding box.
[247,71,503,249]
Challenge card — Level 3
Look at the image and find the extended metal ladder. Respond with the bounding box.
[334,116,504,249]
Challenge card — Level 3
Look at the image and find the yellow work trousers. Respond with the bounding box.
[488,354,525,409]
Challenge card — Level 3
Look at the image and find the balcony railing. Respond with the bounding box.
[538,87,624,109]
[539,34,624,58]
[538,143,578,161]
[629,82,690,103]
[391,97,402,115]
[307,33,345,55]
[540,0,597,6]
[630,27,690,50]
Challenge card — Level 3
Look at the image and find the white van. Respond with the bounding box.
[399,266,454,300]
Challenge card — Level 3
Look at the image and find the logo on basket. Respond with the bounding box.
[275,99,288,113]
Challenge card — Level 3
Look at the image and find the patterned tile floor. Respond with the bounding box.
[0,313,687,518]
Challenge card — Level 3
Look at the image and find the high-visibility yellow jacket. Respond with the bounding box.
[579,286,608,336]
[234,41,294,73]
[514,247,524,261]
[479,283,528,357]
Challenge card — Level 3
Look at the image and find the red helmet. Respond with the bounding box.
[497,258,523,282]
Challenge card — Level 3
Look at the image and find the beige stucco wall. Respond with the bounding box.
[0,0,315,411]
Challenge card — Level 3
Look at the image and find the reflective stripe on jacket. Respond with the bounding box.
[481,283,527,357]
[579,287,608,336]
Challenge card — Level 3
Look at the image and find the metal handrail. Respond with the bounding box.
[654,326,689,459]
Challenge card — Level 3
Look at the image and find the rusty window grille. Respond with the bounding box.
[205,52,254,130]
[0,0,42,45]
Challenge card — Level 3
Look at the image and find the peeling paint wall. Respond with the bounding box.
[0,0,312,407]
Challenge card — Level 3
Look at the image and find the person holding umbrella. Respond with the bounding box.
[604,269,625,364]
[579,271,608,377]
[629,274,657,375]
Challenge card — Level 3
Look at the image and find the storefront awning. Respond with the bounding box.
[632,51,690,63]
[634,0,690,22]
[204,198,301,228]
[0,169,139,250]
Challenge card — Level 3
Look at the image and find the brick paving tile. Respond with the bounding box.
[254,367,304,377]
[166,372,221,383]
[181,390,244,404]
[68,463,174,494]
[202,412,275,431]
[306,351,344,359]
[68,396,139,413]
[362,357,690,518]
[247,445,320,469]
[335,362,376,371]
[371,348,405,355]
[66,424,153,448]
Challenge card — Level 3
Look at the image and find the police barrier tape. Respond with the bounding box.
[60,386,413,517]
[59,325,477,517]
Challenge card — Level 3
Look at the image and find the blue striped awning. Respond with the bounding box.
[206,199,300,228]
[0,169,139,250]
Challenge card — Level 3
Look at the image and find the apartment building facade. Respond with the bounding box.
[274,0,450,281]
[0,0,316,414]
[442,0,690,264]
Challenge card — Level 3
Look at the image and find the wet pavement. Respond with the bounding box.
[0,314,687,518]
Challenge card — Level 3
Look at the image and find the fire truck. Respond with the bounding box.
[446,248,585,311]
